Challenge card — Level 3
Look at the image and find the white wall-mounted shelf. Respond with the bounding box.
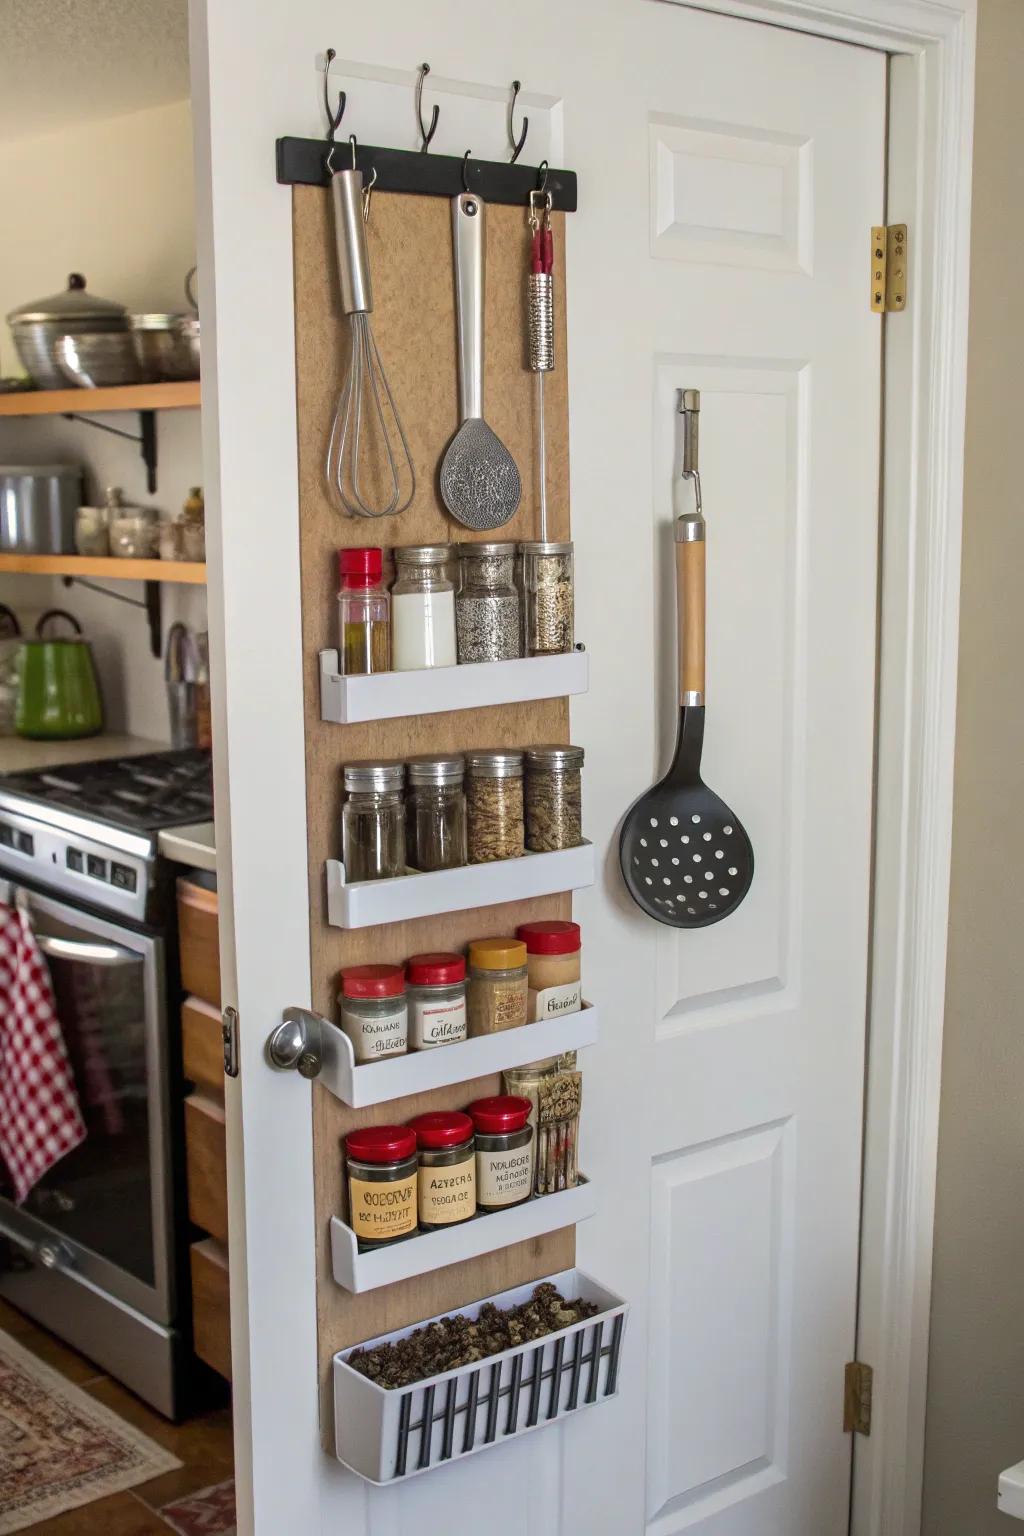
[326,842,595,929]
[320,1005,598,1108]
[331,1179,596,1294]
[319,647,588,724]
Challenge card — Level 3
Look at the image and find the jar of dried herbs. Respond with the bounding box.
[467,937,528,1034]
[337,546,390,674]
[407,1111,476,1229]
[406,952,468,1049]
[524,744,584,851]
[519,540,574,655]
[516,919,582,1021]
[455,542,521,663]
[338,963,408,1062]
[406,754,467,871]
[345,1126,419,1246]
[535,1065,582,1194]
[466,1096,534,1211]
[465,748,524,863]
[342,761,406,881]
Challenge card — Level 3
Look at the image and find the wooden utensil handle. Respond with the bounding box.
[676,518,705,704]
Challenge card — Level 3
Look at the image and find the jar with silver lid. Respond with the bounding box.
[342,760,406,881]
[391,545,457,671]
[524,744,584,851]
[455,542,521,664]
[519,540,574,656]
[465,748,525,863]
[406,754,467,872]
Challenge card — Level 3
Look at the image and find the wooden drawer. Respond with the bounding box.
[184,1092,227,1244]
[182,998,224,1097]
[191,1238,231,1381]
[177,878,221,1009]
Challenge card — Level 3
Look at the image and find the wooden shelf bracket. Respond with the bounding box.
[60,406,159,493]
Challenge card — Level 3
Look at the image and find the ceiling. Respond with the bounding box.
[0,0,189,143]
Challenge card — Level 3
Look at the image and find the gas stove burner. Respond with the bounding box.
[0,748,214,835]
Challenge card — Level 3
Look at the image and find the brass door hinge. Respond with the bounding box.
[844,1360,873,1435]
[870,225,908,313]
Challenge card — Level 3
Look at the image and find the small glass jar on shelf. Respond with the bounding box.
[465,748,524,863]
[466,1096,534,1211]
[519,540,575,656]
[406,952,468,1050]
[341,760,406,882]
[407,1111,476,1229]
[467,937,528,1035]
[345,1126,419,1248]
[524,744,584,851]
[391,545,457,671]
[338,963,408,1062]
[455,542,521,664]
[337,547,390,675]
[406,754,467,871]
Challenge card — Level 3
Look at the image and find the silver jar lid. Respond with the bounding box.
[7,273,128,327]
[130,313,183,332]
[456,541,517,558]
[518,540,573,556]
[394,544,451,565]
[344,760,405,792]
[465,748,525,779]
[525,744,585,769]
[407,753,465,785]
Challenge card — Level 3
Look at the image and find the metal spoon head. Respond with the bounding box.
[440,418,521,531]
[619,778,754,928]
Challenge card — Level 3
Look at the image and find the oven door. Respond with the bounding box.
[0,878,175,1324]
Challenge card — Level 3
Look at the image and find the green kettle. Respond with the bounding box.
[16,609,104,740]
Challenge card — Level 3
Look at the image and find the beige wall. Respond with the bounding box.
[922,0,1024,1529]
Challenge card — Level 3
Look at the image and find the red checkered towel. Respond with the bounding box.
[0,900,86,1203]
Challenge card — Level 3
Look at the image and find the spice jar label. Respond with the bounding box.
[410,997,468,1049]
[341,1004,408,1062]
[529,980,582,1021]
[349,1173,418,1241]
[419,1163,476,1225]
[476,1146,533,1208]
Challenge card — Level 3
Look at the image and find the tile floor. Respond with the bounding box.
[0,1299,234,1534]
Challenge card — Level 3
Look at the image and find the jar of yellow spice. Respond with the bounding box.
[516,920,582,1021]
[467,937,528,1035]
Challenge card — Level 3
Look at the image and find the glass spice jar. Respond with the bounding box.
[338,963,408,1062]
[338,547,391,675]
[455,542,521,664]
[524,744,584,851]
[407,1111,476,1229]
[467,1096,534,1211]
[519,540,575,656]
[516,919,582,1021]
[467,937,528,1035]
[535,1065,583,1195]
[391,545,457,671]
[341,761,406,881]
[406,754,467,872]
[465,748,525,863]
[502,1056,558,1193]
[345,1126,419,1247]
[406,952,468,1050]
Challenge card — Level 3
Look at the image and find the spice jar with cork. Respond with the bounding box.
[406,952,468,1050]
[338,963,408,1062]
[467,1096,534,1212]
[465,749,524,863]
[467,937,528,1035]
[517,920,582,1021]
[407,1111,476,1229]
[345,1126,419,1247]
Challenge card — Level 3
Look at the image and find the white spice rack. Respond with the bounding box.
[318,1005,598,1108]
[319,647,589,724]
[331,1179,596,1294]
[325,842,595,929]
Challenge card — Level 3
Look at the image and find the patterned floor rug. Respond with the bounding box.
[0,1331,181,1533]
[160,1479,236,1535]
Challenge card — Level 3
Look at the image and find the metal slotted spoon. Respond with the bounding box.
[619,390,754,928]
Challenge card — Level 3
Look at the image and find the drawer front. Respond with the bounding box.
[183,997,224,1097]
[184,1092,227,1244]
[177,879,221,1008]
[191,1238,231,1381]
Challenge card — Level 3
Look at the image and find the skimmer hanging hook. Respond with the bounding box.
[507,79,528,163]
[415,63,440,152]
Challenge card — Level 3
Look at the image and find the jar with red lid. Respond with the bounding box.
[338,547,390,675]
[407,1111,476,1228]
[467,1095,534,1211]
[345,1126,418,1246]
[338,963,407,1063]
[406,952,468,1051]
[516,919,582,1021]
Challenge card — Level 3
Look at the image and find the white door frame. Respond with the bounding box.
[188,1,975,1532]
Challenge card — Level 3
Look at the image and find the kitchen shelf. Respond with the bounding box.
[0,381,200,417]
[326,843,595,929]
[319,647,589,724]
[0,555,206,584]
[331,1180,596,1294]
[315,1004,597,1109]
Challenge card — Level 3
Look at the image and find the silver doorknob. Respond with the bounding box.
[36,1240,74,1272]
[267,1008,323,1079]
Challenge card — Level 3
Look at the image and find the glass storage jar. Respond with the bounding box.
[467,1096,534,1211]
[406,952,468,1049]
[345,1126,419,1246]
[406,754,467,871]
[75,505,109,557]
[455,542,521,663]
[516,919,582,1021]
[465,748,524,863]
[502,1056,558,1194]
[391,545,457,671]
[467,937,528,1035]
[107,485,158,558]
[338,963,408,1062]
[338,546,390,675]
[524,744,584,851]
[342,760,406,881]
[519,540,574,655]
[407,1111,476,1229]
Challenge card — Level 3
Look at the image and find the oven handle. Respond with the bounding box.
[34,932,138,968]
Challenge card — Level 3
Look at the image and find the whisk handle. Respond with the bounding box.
[452,192,485,420]
[331,169,372,315]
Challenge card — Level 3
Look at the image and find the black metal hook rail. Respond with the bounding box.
[275,137,578,212]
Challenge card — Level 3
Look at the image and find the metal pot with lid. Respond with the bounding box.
[7,274,129,390]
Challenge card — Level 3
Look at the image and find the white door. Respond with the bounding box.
[195,3,884,1532]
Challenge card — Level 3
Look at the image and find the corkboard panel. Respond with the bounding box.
[289,186,577,1431]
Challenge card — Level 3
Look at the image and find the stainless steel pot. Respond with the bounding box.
[130,314,198,382]
[0,465,83,553]
[7,274,128,390]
